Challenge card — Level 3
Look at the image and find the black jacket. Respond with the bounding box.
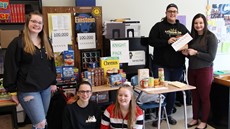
[3,36,56,92]
[149,19,189,68]
[47,89,67,129]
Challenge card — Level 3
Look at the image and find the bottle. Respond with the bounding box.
[158,68,165,84]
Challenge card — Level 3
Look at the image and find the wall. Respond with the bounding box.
[42,0,230,70]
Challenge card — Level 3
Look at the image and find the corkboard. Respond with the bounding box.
[42,6,103,72]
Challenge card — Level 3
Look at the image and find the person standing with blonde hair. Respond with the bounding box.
[3,11,57,129]
[101,85,144,129]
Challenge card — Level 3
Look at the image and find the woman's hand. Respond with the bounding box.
[182,49,189,56]
[188,48,198,56]
[11,95,19,105]
[50,85,57,93]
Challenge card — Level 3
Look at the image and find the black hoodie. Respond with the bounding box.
[149,18,189,68]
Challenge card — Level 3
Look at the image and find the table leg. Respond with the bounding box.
[182,91,188,129]
[12,106,18,129]
[158,94,162,129]
[228,88,230,129]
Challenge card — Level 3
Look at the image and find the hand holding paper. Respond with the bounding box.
[171,33,192,51]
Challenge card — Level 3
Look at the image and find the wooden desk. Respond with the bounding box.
[0,100,18,129]
[92,85,120,92]
[214,75,230,129]
[136,84,196,129]
[92,85,120,104]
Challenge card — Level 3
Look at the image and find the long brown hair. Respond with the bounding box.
[113,85,137,129]
[23,11,53,60]
[191,13,210,45]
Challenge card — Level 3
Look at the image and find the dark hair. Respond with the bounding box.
[166,3,178,11]
[191,13,209,44]
[75,81,92,92]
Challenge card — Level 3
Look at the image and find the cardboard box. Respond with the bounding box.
[0,30,20,48]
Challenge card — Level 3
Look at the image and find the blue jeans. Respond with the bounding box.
[152,64,184,115]
[18,87,51,129]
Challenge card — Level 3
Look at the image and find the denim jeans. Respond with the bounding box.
[152,64,184,115]
[18,87,51,129]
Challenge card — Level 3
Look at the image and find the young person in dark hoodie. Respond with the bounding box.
[62,81,101,129]
[3,11,57,129]
[148,3,189,126]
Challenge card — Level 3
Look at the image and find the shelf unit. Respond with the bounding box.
[0,0,42,30]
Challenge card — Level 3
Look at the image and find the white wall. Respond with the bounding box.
[96,0,206,36]
[42,0,206,35]
[42,0,230,71]
[42,0,75,6]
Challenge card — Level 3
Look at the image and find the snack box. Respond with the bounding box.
[63,50,74,66]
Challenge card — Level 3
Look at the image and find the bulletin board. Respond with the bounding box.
[42,6,103,72]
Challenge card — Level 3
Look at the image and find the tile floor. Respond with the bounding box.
[18,105,219,129]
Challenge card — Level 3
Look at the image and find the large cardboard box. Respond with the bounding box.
[0,30,20,48]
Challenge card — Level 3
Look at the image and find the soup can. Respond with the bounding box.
[148,77,154,87]
[140,78,149,88]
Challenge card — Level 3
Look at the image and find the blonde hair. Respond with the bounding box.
[114,85,137,129]
[23,11,53,60]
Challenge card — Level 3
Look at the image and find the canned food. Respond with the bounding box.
[140,78,149,88]
[148,77,154,87]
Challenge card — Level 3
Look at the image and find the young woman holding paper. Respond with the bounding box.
[148,3,189,126]
[182,13,218,129]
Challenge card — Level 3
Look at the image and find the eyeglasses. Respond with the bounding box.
[77,90,92,94]
[30,20,43,25]
[167,10,178,14]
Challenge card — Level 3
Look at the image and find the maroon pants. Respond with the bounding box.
[188,67,213,122]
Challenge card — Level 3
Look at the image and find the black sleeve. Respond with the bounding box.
[95,104,102,129]
[62,106,73,129]
[148,22,169,48]
[3,37,22,92]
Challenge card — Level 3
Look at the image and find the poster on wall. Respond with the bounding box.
[110,40,129,63]
[128,51,145,66]
[207,3,230,54]
[75,13,96,49]
[47,13,72,50]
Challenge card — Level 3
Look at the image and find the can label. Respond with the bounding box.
[158,68,165,82]
[148,77,154,87]
[140,78,149,88]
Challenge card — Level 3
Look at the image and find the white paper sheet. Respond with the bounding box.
[77,33,96,49]
[110,40,129,63]
[171,33,192,51]
[51,30,70,52]
[128,51,145,66]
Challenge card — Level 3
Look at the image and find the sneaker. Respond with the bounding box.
[152,120,162,127]
[168,116,177,125]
